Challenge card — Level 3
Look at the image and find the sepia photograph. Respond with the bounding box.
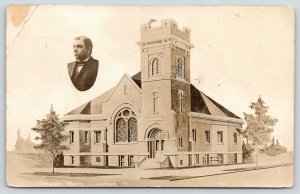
[68,36,99,91]
[6,5,294,187]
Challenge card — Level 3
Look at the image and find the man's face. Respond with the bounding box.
[73,39,90,61]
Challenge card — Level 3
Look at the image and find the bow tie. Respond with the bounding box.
[76,61,87,66]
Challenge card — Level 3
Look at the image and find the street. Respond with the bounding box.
[6,152,294,187]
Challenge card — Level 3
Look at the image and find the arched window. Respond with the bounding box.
[116,118,126,142]
[151,57,161,76]
[128,117,138,142]
[176,57,184,78]
[115,108,138,142]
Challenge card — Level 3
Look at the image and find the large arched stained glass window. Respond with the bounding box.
[176,57,184,78]
[115,108,138,143]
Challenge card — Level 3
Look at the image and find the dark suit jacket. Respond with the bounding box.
[68,57,99,91]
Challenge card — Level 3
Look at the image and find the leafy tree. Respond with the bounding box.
[241,96,278,167]
[31,105,69,175]
[243,96,278,145]
[242,140,254,163]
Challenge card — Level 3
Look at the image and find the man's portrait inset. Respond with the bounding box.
[68,36,99,91]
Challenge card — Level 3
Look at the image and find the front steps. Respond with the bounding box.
[139,157,173,169]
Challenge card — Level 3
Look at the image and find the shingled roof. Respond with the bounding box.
[66,88,113,115]
[66,72,240,119]
[190,85,240,119]
[131,72,142,88]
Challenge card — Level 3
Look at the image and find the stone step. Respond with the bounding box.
[139,158,164,169]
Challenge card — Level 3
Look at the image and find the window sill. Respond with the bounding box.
[217,142,224,145]
[176,76,186,82]
[149,75,162,79]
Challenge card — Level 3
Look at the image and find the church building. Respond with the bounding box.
[63,19,244,168]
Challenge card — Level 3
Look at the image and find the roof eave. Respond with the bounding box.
[190,112,244,125]
[63,114,106,121]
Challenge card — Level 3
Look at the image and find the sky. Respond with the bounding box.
[6,5,294,151]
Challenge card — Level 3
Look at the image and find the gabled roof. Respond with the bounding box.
[105,73,141,102]
[131,72,142,88]
[201,91,240,119]
[66,88,113,115]
[65,73,140,115]
[66,72,240,119]
[190,85,240,119]
[190,84,211,114]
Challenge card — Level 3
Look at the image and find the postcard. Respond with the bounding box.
[6,5,294,187]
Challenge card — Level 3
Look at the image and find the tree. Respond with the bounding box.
[260,136,288,156]
[242,140,254,163]
[31,105,69,175]
[242,96,278,167]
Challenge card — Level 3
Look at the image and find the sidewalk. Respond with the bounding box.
[7,152,293,187]
[46,160,293,181]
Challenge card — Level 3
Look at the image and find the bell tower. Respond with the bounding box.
[137,19,194,154]
[138,18,193,83]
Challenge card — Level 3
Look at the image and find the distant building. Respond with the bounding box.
[14,129,38,154]
[63,19,244,168]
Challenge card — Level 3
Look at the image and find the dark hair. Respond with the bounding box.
[74,36,93,54]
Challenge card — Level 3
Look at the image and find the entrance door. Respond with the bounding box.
[147,129,164,158]
[148,140,154,158]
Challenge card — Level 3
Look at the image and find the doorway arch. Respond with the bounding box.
[147,128,165,158]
